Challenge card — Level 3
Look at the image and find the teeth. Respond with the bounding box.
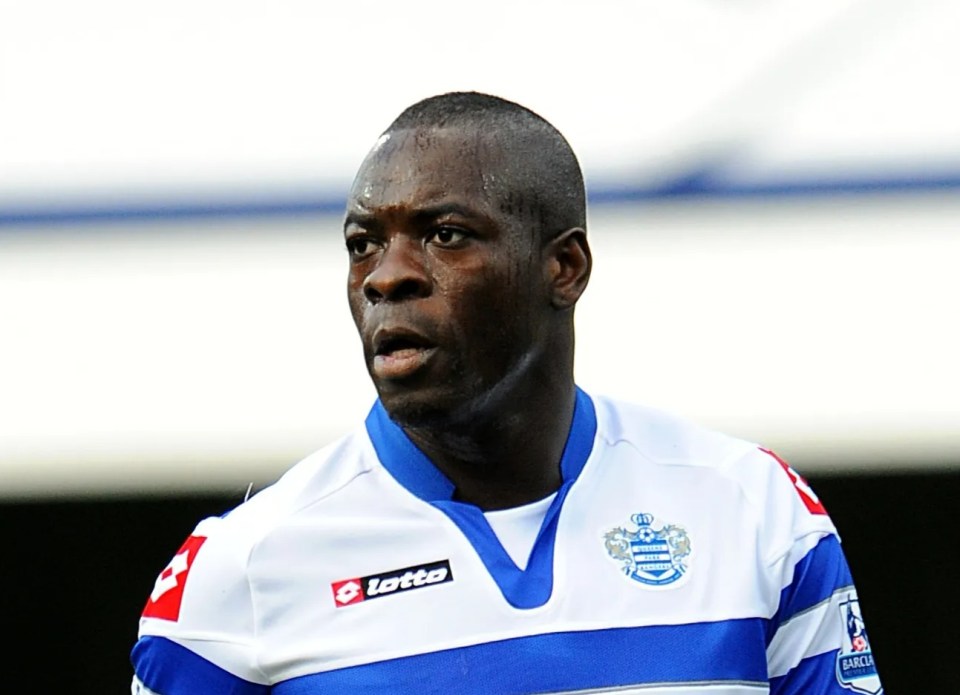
[378,338,423,355]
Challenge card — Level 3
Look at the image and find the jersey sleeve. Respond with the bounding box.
[130,515,271,695]
[754,448,884,695]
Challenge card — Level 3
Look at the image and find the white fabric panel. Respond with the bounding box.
[549,685,767,694]
[484,492,556,570]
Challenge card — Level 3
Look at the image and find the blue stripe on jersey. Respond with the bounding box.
[275,618,768,694]
[131,635,268,695]
[767,535,853,644]
[366,388,597,609]
[769,649,862,695]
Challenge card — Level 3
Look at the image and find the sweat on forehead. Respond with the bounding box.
[352,126,500,203]
[356,92,587,235]
[353,126,548,236]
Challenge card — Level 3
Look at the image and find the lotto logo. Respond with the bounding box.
[331,579,364,606]
[141,535,207,621]
[331,559,453,607]
[760,448,828,515]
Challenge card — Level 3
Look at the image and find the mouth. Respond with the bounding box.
[371,330,437,380]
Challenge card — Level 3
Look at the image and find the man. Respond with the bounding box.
[131,92,883,694]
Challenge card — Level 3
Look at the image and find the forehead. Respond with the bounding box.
[349,126,506,210]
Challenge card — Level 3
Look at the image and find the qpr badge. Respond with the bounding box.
[836,594,883,694]
[604,513,691,587]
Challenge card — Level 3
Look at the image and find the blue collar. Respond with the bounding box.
[365,386,597,502]
[364,387,598,609]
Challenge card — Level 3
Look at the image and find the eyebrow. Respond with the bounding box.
[412,203,483,222]
[343,209,378,231]
[343,202,486,231]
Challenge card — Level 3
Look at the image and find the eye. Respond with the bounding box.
[428,226,468,247]
[346,236,378,260]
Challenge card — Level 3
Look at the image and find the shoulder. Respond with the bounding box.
[592,392,756,467]
[138,425,374,638]
[133,425,381,684]
[590,391,837,562]
[207,425,377,555]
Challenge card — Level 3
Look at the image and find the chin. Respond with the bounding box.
[376,383,476,430]
[376,387,443,424]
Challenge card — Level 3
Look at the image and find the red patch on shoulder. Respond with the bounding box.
[760,448,828,515]
[141,535,207,621]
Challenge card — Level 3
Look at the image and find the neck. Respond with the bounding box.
[402,374,576,511]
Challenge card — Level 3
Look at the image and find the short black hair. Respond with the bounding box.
[384,91,586,237]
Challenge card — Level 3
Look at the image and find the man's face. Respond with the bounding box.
[344,126,549,427]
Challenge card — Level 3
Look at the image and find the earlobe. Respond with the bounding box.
[547,228,592,309]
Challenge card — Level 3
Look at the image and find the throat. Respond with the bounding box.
[451,470,563,511]
[399,381,577,510]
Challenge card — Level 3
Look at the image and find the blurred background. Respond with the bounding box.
[1,0,957,691]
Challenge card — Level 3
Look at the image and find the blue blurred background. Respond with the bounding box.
[1,0,957,691]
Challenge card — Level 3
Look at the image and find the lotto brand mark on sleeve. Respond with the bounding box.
[141,535,207,621]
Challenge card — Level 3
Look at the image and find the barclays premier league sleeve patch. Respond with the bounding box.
[836,593,882,693]
[141,535,207,621]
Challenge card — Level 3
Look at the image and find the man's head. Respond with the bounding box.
[344,92,591,428]
[383,92,586,239]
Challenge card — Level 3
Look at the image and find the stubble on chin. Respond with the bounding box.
[378,379,476,430]
[373,352,478,429]
[380,392,449,429]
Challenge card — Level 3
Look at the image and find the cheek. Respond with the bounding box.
[438,261,502,307]
[346,276,367,330]
[445,267,534,348]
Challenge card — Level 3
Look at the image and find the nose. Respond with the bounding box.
[362,237,431,303]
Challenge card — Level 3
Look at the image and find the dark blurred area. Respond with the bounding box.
[4,468,955,693]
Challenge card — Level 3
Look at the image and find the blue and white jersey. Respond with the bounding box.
[131,389,883,694]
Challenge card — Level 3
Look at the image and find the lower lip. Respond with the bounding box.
[373,347,435,380]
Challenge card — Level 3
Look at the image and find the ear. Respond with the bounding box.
[545,227,592,309]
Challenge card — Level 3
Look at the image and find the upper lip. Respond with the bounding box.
[371,326,435,356]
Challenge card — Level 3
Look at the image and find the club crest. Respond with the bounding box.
[604,513,691,587]
[835,594,882,694]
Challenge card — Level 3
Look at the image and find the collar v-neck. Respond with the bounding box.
[364,387,598,609]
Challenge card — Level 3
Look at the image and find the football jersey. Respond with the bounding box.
[131,388,883,694]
